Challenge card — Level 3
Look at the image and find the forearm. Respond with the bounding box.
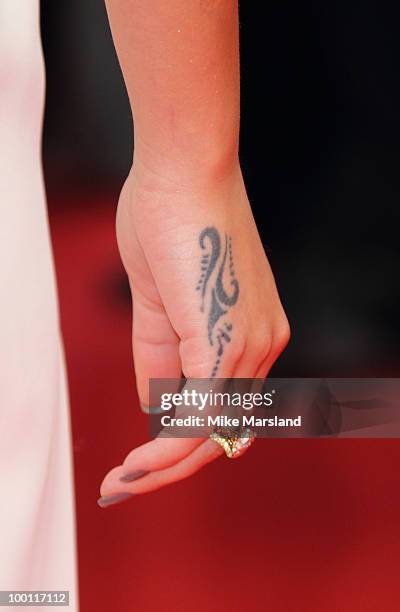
[104,0,240,181]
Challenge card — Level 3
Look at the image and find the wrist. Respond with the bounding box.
[132,131,240,192]
[123,152,245,225]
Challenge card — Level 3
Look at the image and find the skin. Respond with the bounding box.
[98,0,290,504]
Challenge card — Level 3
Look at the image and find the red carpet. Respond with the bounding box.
[50,195,400,611]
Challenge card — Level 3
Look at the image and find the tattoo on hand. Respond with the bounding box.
[196,226,239,378]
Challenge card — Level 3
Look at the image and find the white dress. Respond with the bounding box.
[0,2,78,608]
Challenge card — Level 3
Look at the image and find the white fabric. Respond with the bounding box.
[0,2,78,609]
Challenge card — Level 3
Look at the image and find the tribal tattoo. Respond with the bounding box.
[196,227,239,378]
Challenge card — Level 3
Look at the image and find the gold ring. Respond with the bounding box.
[210,426,255,459]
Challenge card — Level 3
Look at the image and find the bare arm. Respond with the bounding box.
[105,0,240,182]
[98,0,290,505]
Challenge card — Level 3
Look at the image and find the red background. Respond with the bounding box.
[50,194,400,612]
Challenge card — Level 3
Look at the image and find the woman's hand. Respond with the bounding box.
[98,162,290,506]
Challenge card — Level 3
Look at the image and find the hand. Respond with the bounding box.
[98,162,290,505]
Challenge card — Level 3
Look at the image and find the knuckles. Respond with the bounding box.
[248,314,291,362]
[179,310,291,378]
[180,333,247,378]
[273,317,291,354]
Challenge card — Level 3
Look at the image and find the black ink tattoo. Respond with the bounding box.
[196,227,239,378]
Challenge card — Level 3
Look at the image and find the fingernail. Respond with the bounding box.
[119,469,149,483]
[97,492,135,508]
[140,402,164,415]
[150,406,165,415]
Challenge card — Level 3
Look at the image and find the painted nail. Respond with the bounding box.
[149,406,165,415]
[97,492,135,508]
[140,402,164,415]
[119,469,149,483]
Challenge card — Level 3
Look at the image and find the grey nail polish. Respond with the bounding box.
[140,402,165,415]
[97,492,135,508]
[149,406,165,415]
[119,469,149,483]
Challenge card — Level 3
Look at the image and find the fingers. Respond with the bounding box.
[235,317,291,378]
[132,290,182,408]
[123,438,226,493]
[99,286,290,505]
[98,321,285,505]
[179,312,290,381]
[99,436,204,495]
[122,436,204,473]
[179,332,246,379]
[99,438,227,504]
